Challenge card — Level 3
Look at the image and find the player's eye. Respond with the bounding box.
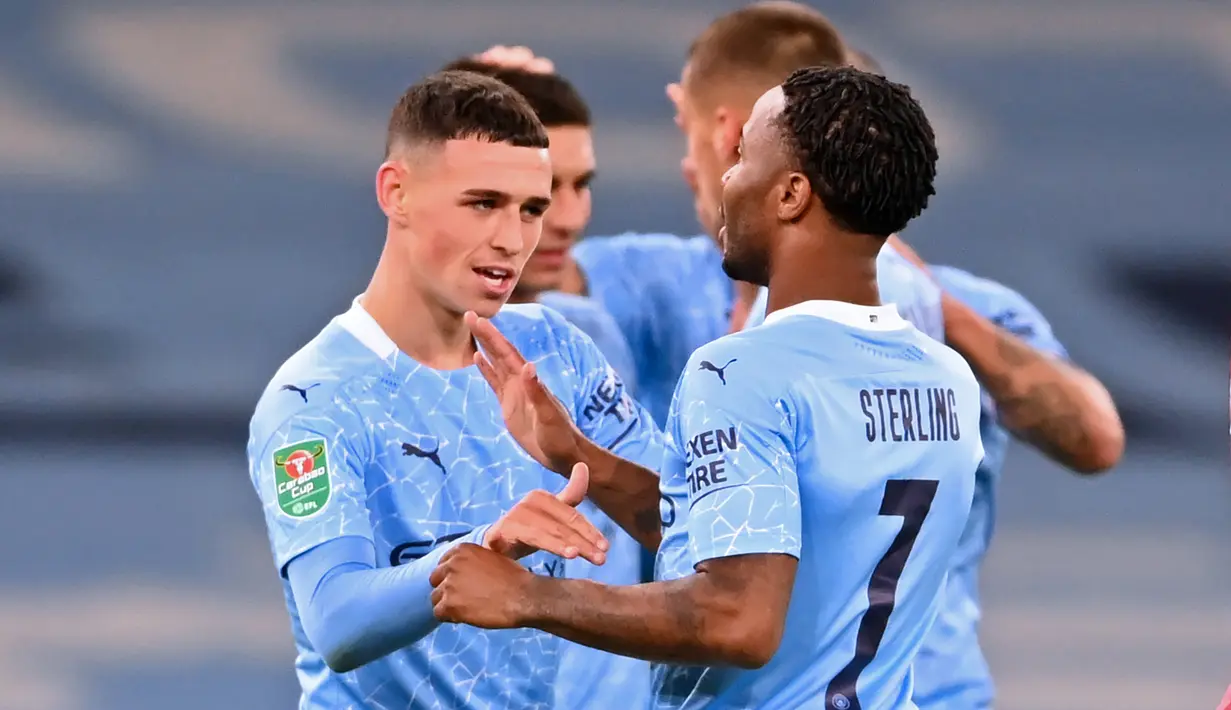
[575,176,593,191]
[521,204,546,218]
[469,199,497,212]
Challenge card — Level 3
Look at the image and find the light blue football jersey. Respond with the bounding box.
[247,299,662,710]
[537,291,638,397]
[744,248,944,342]
[532,291,651,710]
[574,236,944,426]
[652,300,983,710]
[911,266,1066,710]
[572,233,734,425]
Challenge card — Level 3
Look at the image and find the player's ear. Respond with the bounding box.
[710,107,741,163]
[778,171,812,223]
[375,159,410,226]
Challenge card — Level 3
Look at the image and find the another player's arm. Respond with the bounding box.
[941,292,1123,474]
[252,403,607,673]
[438,341,800,667]
[888,238,1124,474]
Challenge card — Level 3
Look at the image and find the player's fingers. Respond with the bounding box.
[555,461,590,507]
[467,312,526,376]
[503,516,582,560]
[473,351,505,396]
[537,495,609,561]
[525,57,555,74]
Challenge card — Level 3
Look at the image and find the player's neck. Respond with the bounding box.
[363,253,477,371]
[765,229,881,315]
[504,290,539,305]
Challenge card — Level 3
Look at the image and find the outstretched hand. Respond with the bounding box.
[466,311,586,475]
[483,460,607,564]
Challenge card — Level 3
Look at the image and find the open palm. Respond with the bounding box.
[467,312,583,474]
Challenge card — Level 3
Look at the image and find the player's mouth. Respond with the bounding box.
[473,266,516,296]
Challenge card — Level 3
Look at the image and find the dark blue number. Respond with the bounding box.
[826,479,938,710]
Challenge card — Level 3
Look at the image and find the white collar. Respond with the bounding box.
[335,296,398,359]
[762,299,908,331]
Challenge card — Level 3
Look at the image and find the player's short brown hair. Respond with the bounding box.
[438,58,591,129]
[384,70,549,158]
[685,2,847,102]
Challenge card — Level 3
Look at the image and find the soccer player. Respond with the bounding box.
[246,70,663,709]
[474,4,944,426]
[432,66,983,710]
[438,57,637,394]
[435,56,652,710]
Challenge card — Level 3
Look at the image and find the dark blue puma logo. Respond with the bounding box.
[698,358,737,385]
[402,441,446,474]
[280,383,320,402]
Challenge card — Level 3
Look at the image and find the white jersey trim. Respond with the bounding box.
[763,299,909,331]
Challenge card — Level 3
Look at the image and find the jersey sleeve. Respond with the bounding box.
[932,265,1068,358]
[248,402,374,573]
[672,342,802,567]
[547,307,665,470]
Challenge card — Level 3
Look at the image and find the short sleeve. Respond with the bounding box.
[672,344,802,567]
[932,265,1068,359]
[248,403,374,572]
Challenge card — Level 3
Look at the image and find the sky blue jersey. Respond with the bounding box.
[572,233,733,425]
[744,248,944,342]
[912,266,1066,710]
[652,300,983,710]
[247,299,662,710]
[574,235,944,425]
[532,291,650,710]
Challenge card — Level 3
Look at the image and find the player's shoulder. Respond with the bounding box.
[917,333,980,391]
[249,313,384,449]
[930,265,1052,338]
[682,330,765,386]
[492,302,591,357]
[574,232,716,267]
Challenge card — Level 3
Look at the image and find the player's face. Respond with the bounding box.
[398,139,552,317]
[515,125,595,299]
[671,67,726,240]
[718,87,787,287]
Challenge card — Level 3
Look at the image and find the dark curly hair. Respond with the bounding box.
[384,70,549,158]
[776,66,937,238]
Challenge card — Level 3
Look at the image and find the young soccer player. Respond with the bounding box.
[438,58,637,395]
[432,66,983,710]
[246,70,662,709]
[436,56,652,710]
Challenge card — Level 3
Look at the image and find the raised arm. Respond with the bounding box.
[940,293,1123,473]
[889,238,1124,474]
[467,311,664,551]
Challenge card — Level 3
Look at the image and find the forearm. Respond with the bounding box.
[942,296,1124,473]
[290,528,488,672]
[522,574,759,668]
[576,437,664,551]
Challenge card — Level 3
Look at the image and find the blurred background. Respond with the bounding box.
[0,0,1227,708]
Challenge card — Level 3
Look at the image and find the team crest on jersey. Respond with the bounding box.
[272,438,331,518]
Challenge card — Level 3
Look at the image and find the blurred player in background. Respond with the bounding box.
[437,55,652,710]
[246,70,663,709]
[479,2,944,426]
[432,66,982,710]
